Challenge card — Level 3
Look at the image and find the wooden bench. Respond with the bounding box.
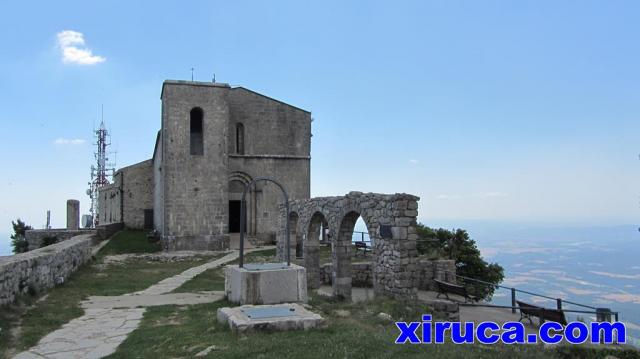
[434,279,478,303]
[354,241,370,256]
[517,300,567,326]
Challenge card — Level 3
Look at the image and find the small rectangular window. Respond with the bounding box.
[236,123,245,155]
[190,108,204,155]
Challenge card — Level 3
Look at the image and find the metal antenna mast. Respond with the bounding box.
[87,106,116,227]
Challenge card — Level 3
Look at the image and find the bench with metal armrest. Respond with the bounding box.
[434,279,478,303]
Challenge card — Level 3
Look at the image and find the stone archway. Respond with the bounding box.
[228,172,253,238]
[305,211,326,289]
[280,191,420,299]
[332,210,358,299]
[289,211,301,258]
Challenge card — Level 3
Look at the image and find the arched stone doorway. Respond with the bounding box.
[228,172,252,249]
[280,192,420,299]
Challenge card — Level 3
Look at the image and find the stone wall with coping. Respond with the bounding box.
[319,262,372,287]
[25,229,96,251]
[96,223,124,241]
[417,259,457,290]
[0,234,96,305]
[318,259,456,290]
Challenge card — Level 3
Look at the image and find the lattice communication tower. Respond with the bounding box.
[87,119,116,227]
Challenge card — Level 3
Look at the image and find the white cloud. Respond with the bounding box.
[54,138,86,145]
[57,30,85,47]
[589,270,640,280]
[435,194,461,200]
[409,159,419,164]
[476,191,509,198]
[599,293,640,304]
[56,30,105,65]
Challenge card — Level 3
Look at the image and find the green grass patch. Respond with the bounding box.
[229,248,277,265]
[107,294,562,359]
[0,230,217,356]
[173,268,226,293]
[99,230,161,256]
[173,248,288,294]
[108,291,640,358]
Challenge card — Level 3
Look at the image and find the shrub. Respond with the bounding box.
[11,218,32,254]
[415,223,504,300]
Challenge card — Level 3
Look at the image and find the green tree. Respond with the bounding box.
[11,218,33,254]
[415,223,504,300]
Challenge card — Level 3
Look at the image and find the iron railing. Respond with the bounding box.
[441,270,619,321]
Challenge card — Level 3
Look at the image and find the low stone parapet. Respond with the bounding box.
[163,234,230,251]
[317,259,456,291]
[417,259,457,290]
[96,223,124,240]
[0,234,96,305]
[319,262,373,287]
[25,229,96,251]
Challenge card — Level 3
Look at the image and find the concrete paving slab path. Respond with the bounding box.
[14,246,273,359]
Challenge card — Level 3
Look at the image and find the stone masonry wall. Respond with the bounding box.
[417,259,457,290]
[120,159,153,229]
[0,234,96,305]
[25,229,96,251]
[320,262,372,287]
[97,160,153,230]
[226,87,311,243]
[98,181,122,226]
[279,192,421,299]
[319,260,456,290]
[153,132,164,236]
[161,81,230,250]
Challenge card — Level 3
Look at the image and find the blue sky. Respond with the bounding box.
[0,1,638,246]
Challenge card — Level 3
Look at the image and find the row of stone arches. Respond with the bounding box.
[278,191,421,299]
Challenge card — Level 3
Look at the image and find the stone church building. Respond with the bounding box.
[98,80,312,250]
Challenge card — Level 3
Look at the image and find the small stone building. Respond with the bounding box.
[99,80,312,250]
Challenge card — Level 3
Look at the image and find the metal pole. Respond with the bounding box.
[239,186,247,268]
[557,298,563,311]
[285,200,290,266]
[238,177,291,267]
[511,288,516,314]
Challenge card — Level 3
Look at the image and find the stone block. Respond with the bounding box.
[217,303,324,333]
[66,199,80,230]
[225,264,307,305]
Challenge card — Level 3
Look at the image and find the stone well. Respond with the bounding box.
[224,263,308,305]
